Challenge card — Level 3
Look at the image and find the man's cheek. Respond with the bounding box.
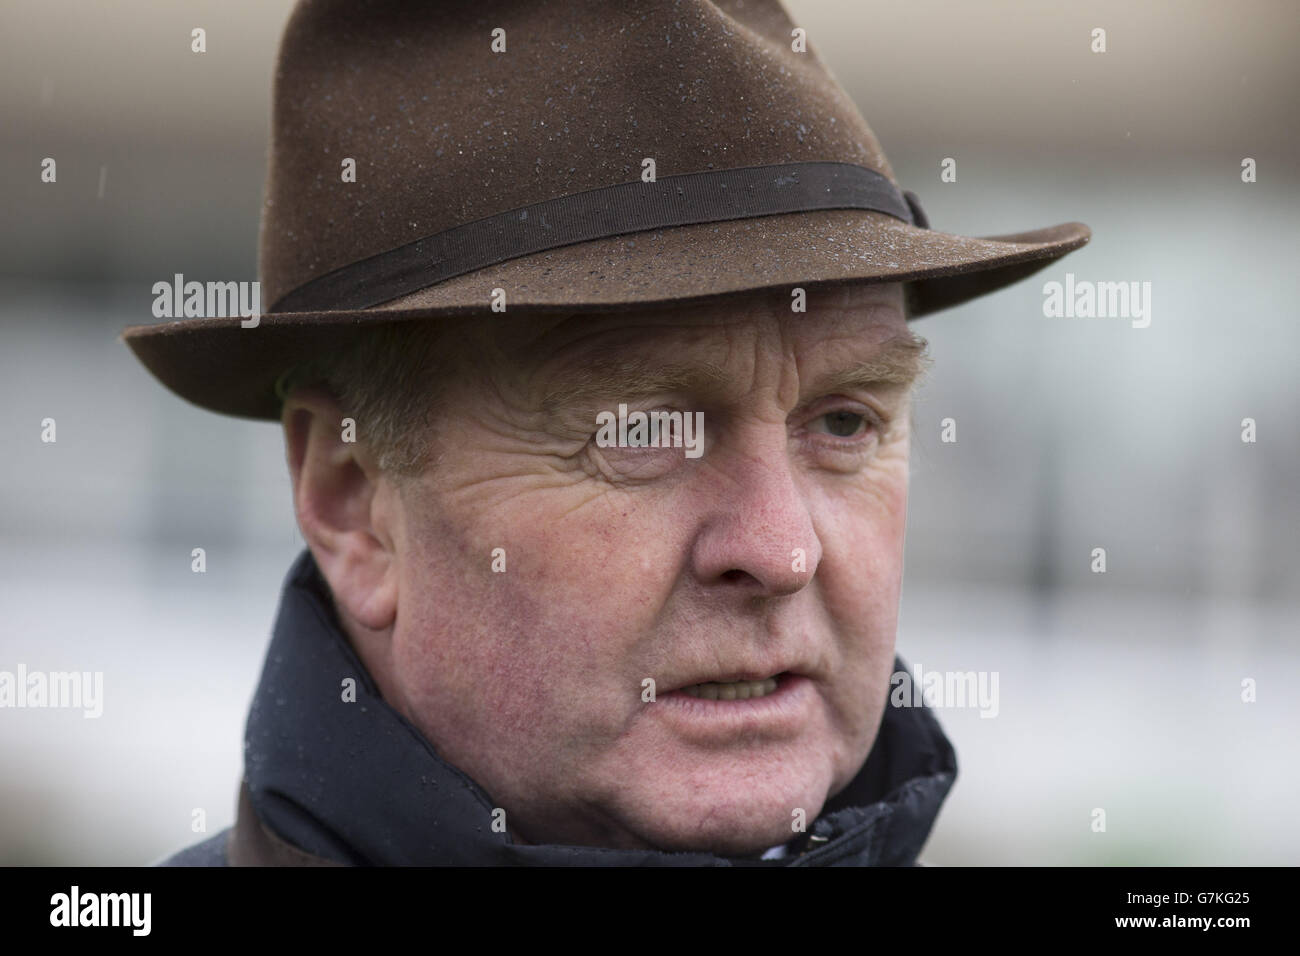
[497,487,682,589]
[852,441,911,516]
[818,480,909,591]
[398,581,586,743]
[433,549,637,705]
[832,480,910,573]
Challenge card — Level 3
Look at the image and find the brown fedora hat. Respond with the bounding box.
[123,0,1090,420]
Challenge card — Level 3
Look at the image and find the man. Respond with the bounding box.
[125,0,1088,865]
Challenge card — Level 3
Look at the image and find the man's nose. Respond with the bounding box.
[687,435,823,597]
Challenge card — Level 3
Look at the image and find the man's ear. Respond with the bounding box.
[281,385,398,632]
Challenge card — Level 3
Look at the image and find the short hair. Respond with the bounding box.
[278,319,455,481]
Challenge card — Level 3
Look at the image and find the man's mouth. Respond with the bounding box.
[655,670,812,740]
[678,675,782,700]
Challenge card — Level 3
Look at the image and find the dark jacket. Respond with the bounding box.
[161,550,957,866]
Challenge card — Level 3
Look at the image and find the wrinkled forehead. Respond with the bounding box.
[487,282,908,372]
[437,282,919,412]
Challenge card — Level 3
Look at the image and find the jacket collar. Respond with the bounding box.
[242,550,957,866]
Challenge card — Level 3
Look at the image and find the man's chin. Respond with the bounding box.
[620,776,832,858]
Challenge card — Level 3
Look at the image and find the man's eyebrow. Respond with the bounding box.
[539,358,731,411]
[813,332,933,395]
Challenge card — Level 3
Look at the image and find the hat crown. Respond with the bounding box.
[259,0,896,308]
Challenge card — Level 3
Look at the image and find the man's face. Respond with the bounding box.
[382,282,922,855]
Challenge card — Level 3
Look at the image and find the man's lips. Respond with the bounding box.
[661,669,798,698]
[653,672,815,740]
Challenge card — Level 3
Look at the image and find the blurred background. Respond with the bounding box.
[1,0,1296,865]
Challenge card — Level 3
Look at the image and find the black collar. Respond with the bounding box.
[243,550,957,866]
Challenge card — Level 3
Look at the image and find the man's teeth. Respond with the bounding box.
[681,677,780,700]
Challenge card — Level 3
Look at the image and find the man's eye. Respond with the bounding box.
[813,410,870,438]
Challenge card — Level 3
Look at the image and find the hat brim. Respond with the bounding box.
[123,209,1089,420]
